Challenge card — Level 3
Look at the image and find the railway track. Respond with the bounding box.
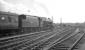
[0,26,70,48]
[0,27,75,50]
[0,30,54,49]
[26,28,78,50]
[46,28,85,50]
[11,28,75,50]
[70,28,85,50]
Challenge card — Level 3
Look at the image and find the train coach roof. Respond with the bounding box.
[47,18,53,22]
[40,17,47,21]
[26,15,39,17]
[40,17,52,22]
[0,11,19,16]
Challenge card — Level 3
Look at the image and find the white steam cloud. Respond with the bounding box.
[0,0,50,17]
[0,0,34,14]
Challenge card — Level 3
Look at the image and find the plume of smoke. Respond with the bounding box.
[0,0,51,18]
[0,0,14,12]
[0,0,34,14]
[3,0,34,9]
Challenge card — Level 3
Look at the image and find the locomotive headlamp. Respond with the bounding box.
[1,17,5,20]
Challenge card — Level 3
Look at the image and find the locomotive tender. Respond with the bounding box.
[0,11,53,34]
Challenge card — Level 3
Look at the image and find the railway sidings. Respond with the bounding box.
[0,26,85,50]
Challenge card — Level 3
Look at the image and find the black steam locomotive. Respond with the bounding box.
[0,11,53,35]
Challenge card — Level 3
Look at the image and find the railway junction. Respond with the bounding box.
[0,25,85,50]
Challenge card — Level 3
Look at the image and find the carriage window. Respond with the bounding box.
[8,16,11,22]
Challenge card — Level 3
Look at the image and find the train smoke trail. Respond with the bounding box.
[0,0,34,14]
[0,0,51,17]
[0,0,14,11]
[3,0,34,9]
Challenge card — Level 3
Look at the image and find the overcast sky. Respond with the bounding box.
[0,0,85,23]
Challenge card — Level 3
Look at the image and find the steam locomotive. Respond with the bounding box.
[0,11,53,35]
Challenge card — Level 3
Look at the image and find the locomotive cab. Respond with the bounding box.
[18,14,26,32]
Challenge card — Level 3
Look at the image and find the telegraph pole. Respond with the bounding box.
[60,17,63,27]
[50,16,54,30]
[52,16,53,23]
[60,17,62,24]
